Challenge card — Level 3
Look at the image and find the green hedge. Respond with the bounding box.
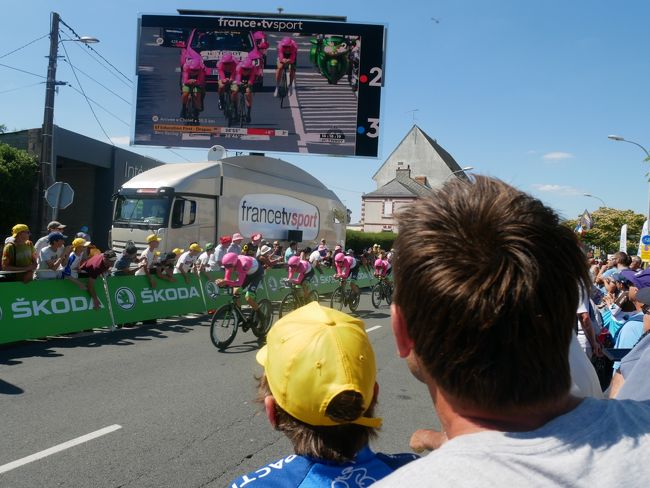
[345,229,397,253]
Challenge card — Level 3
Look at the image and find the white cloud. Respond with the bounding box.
[542,151,574,161]
[110,136,131,145]
[531,184,581,196]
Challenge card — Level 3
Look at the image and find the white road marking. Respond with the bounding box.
[0,424,122,474]
[366,325,382,333]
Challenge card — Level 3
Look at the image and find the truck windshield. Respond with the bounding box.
[113,196,170,226]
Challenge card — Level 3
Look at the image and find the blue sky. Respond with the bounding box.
[2,0,649,224]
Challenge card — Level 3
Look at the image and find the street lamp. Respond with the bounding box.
[607,134,650,236]
[446,166,474,181]
[583,193,606,208]
[40,11,98,226]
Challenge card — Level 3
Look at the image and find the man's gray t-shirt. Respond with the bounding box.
[618,333,650,401]
[374,398,650,487]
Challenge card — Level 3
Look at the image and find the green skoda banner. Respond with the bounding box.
[0,279,113,344]
[0,264,377,344]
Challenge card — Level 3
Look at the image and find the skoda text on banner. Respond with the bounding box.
[134,14,386,157]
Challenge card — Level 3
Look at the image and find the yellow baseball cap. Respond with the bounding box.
[189,243,202,252]
[71,237,86,248]
[256,302,381,428]
[147,234,161,243]
[12,224,29,237]
[172,248,184,255]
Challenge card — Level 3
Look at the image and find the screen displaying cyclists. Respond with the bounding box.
[134,14,385,157]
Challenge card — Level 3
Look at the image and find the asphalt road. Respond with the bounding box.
[0,293,439,487]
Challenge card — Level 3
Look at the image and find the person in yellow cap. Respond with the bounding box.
[228,303,418,487]
[173,242,202,284]
[135,234,161,288]
[60,237,88,290]
[2,224,36,283]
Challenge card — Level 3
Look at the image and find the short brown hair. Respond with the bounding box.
[393,176,590,411]
[258,375,377,462]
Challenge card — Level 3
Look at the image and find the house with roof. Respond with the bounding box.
[360,125,468,233]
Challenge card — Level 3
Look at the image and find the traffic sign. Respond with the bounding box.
[45,181,74,209]
[642,235,650,246]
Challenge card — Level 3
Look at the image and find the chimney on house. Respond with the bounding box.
[414,175,428,187]
[396,166,411,182]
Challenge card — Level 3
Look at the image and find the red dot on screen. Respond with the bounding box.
[360,75,368,83]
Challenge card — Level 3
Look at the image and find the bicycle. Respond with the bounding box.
[330,277,360,312]
[371,276,393,308]
[279,279,319,318]
[278,63,289,108]
[183,82,201,125]
[232,81,251,128]
[209,287,273,350]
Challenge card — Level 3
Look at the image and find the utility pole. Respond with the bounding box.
[39,12,60,229]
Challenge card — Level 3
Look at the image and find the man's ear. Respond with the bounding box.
[264,395,277,429]
[391,303,414,358]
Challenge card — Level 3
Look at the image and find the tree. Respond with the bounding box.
[0,143,39,237]
[563,207,645,256]
[0,124,7,134]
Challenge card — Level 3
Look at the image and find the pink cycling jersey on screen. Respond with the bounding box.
[235,64,257,85]
[217,61,237,81]
[277,40,298,63]
[222,255,257,287]
[288,260,312,284]
[335,255,356,279]
[374,259,390,277]
[182,67,205,86]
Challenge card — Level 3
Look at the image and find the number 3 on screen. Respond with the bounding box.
[367,118,379,138]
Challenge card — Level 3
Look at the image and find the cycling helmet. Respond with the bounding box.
[346,249,354,255]
[240,57,254,70]
[221,252,238,267]
[220,53,236,65]
[374,258,384,268]
[335,253,346,263]
[279,36,294,47]
[185,57,201,70]
[288,256,301,267]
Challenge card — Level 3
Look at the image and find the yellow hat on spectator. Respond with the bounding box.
[256,302,382,428]
[147,234,161,243]
[72,237,86,248]
[12,224,29,237]
[172,248,184,255]
[189,243,202,252]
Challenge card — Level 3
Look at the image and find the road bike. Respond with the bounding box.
[371,276,393,308]
[278,62,290,108]
[209,287,273,350]
[279,279,319,318]
[330,277,360,312]
[231,81,251,128]
[183,82,202,125]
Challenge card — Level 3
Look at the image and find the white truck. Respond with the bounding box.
[110,154,346,253]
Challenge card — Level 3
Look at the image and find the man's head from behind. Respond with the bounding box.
[256,302,381,462]
[391,176,590,412]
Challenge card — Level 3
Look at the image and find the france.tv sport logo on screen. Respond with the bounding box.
[216,17,304,31]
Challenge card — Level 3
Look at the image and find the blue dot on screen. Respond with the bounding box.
[357,126,365,134]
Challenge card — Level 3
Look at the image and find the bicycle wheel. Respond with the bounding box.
[384,282,393,305]
[330,286,345,311]
[209,304,239,350]
[239,93,247,127]
[279,292,296,318]
[349,288,361,312]
[252,299,273,338]
[371,284,382,308]
[279,68,288,108]
[307,289,319,304]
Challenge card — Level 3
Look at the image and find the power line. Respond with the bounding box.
[59,30,133,89]
[0,33,49,60]
[61,57,131,105]
[0,62,46,79]
[66,84,130,126]
[166,149,193,162]
[60,40,115,144]
[0,81,44,95]
[59,20,133,86]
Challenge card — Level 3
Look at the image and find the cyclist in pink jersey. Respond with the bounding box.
[180,57,206,117]
[287,255,315,300]
[217,53,237,110]
[274,36,298,97]
[233,57,258,123]
[374,253,392,280]
[334,251,360,297]
[216,252,265,317]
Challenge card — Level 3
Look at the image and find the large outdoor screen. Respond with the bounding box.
[134,14,385,157]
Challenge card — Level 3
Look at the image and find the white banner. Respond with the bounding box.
[619,224,628,252]
[238,194,320,241]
